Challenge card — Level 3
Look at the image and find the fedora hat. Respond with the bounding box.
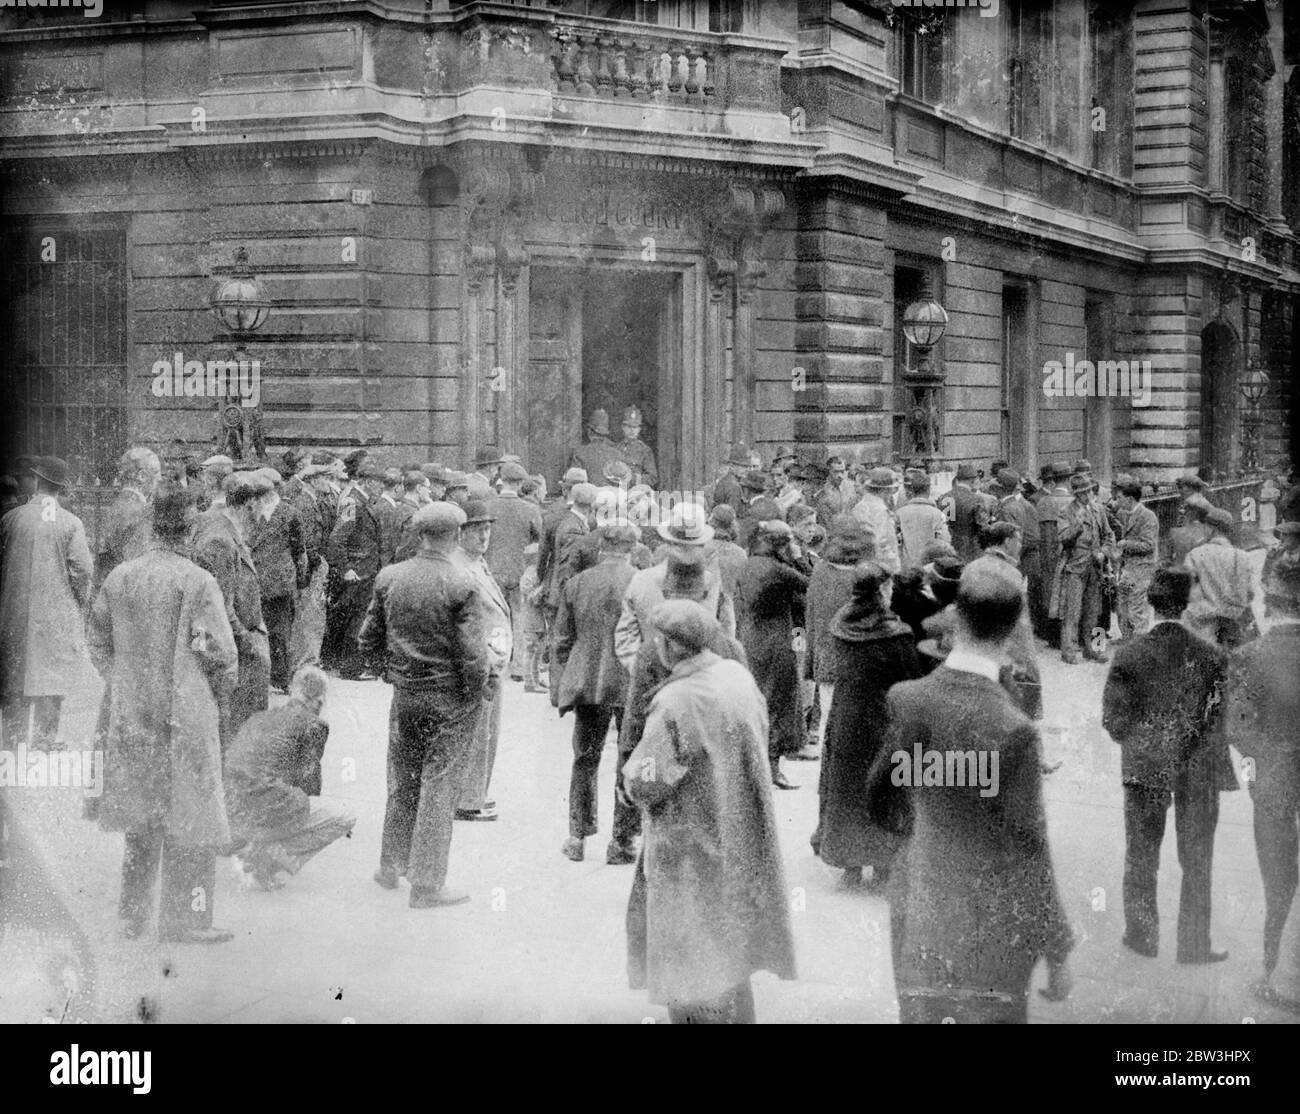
[739,469,768,493]
[727,445,752,467]
[955,463,978,482]
[657,501,713,547]
[1068,473,1093,493]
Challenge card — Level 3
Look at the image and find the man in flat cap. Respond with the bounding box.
[1104,567,1235,966]
[937,462,991,564]
[200,454,234,513]
[709,446,751,514]
[486,460,542,681]
[622,598,796,1023]
[1225,552,1300,1008]
[850,468,902,574]
[191,470,278,741]
[322,463,384,679]
[1112,478,1159,642]
[896,470,951,570]
[569,409,623,487]
[543,481,597,704]
[556,522,641,862]
[617,406,658,489]
[736,469,782,551]
[452,499,512,822]
[1184,507,1255,648]
[248,466,308,693]
[1052,472,1116,665]
[0,455,93,749]
[1166,491,1215,567]
[360,500,489,908]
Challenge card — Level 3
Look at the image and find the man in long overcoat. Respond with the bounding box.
[555,522,639,863]
[249,467,307,692]
[89,483,239,943]
[1103,567,1236,964]
[0,456,93,748]
[735,520,809,789]
[866,557,1075,1023]
[486,461,543,681]
[191,471,275,744]
[623,599,796,1024]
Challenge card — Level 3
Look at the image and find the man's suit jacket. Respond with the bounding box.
[537,498,572,590]
[547,509,591,611]
[937,484,989,562]
[325,493,383,580]
[865,666,1074,1001]
[451,548,513,678]
[1102,620,1235,792]
[485,491,542,590]
[813,481,853,527]
[1118,501,1159,571]
[555,555,636,713]
[1225,623,1300,811]
[373,493,411,569]
[248,497,306,599]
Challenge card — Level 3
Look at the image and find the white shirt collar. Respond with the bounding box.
[943,646,1001,684]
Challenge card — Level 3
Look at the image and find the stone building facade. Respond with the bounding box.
[1,0,1296,490]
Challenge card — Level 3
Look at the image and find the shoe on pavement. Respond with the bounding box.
[770,761,798,790]
[1121,934,1157,958]
[561,837,585,862]
[1084,651,1110,664]
[455,807,499,821]
[409,887,471,909]
[790,744,822,761]
[524,682,546,693]
[1177,949,1229,965]
[373,866,402,890]
[1061,652,1081,665]
[605,842,637,865]
[159,927,234,944]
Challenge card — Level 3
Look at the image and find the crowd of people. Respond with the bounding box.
[1,425,1298,1023]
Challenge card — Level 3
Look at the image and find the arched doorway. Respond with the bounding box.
[1200,321,1238,481]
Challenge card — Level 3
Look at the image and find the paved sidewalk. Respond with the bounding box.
[1,637,1296,1024]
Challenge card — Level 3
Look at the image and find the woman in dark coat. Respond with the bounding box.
[735,520,809,789]
[818,561,923,888]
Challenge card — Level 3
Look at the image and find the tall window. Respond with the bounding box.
[0,224,128,486]
[898,22,945,103]
[1002,285,1030,464]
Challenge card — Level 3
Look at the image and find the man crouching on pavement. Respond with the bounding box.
[225,666,357,890]
[621,599,796,1023]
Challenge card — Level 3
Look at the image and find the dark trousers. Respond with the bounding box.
[568,704,637,842]
[321,577,373,677]
[667,978,755,1025]
[899,990,1028,1024]
[1060,565,1103,655]
[379,686,480,893]
[120,823,217,936]
[262,594,296,690]
[1251,778,1300,976]
[1122,778,1220,960]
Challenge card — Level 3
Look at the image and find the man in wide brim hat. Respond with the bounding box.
[31,455,72,488]
[863,467,899,492]
[657,501,714,548]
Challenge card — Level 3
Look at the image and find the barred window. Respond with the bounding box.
[0,224,128,487]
